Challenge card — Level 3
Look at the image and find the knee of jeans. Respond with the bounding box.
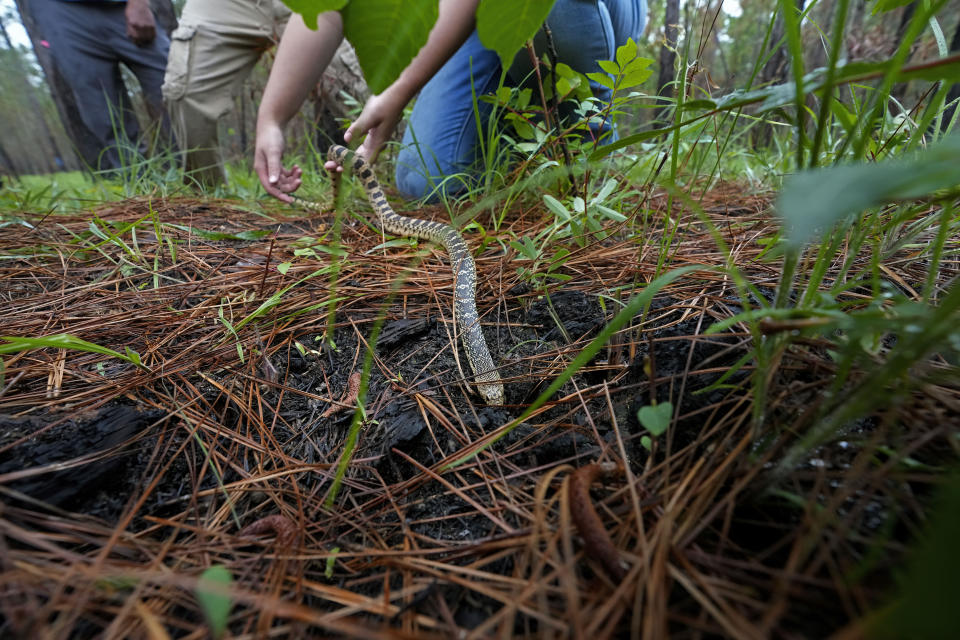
[395,159,431,201]
[396,160,473,203]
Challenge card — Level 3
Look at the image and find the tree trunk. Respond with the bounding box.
[889,4,917,106]
[15,0,99,172]
[753,0,806,147]
[654,0,680,125]
[759,1,808,88]
[0,139,20,181]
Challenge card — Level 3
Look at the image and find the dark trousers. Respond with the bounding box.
[33,0,172,171]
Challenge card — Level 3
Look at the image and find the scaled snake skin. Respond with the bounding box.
[292,145,504,405]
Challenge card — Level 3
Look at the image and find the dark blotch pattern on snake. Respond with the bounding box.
[292,145,504,405]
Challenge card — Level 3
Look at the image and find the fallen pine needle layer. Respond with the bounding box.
[0,188,956,638]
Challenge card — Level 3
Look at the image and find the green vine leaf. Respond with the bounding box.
[477,0,558,68]
[282,1,347,30]
[340,0,438,94]
[284,1,565,94]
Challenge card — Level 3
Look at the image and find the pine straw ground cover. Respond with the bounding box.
[0,186,956,638]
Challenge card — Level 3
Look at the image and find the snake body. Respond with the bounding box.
[292,145,504,405]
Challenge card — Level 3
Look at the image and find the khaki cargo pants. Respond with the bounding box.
[162,0,291,185]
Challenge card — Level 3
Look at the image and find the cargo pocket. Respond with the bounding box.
[162,23,197,102]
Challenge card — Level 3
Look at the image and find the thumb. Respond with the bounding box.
[357,126,387,163]
[344,118,366,145]
[265,148,282,184]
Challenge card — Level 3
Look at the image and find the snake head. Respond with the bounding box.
[478,382,505,405]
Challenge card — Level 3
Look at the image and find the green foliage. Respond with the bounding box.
[0,333,148,370]
[585,37,653,92]
[478,37,652,288]
[283,1,573,94]
[594,47,960,161]
[165,224,272,242]
[283,0,347,25]
[637,401,673,450]
[325,547,341,578]
[339,0,438,94]
[777,135,960,248]
[870,0,916,14]
[477,0,557,68]
[195,565,233,639]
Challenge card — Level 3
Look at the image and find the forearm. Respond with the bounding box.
[258,12,345,130]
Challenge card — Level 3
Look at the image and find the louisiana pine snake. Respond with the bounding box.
[292,145,504,405]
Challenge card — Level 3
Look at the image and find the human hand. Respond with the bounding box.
[125,0,156,46]
[254,120,301,202]
[343,90,407,163]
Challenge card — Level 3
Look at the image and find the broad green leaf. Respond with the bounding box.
[777,135,960,248]
[555,62,576,78]
[196,565,233,639]
[282,1,347,30]
[615,38,638,70]
[869,473,960,638]
[549,247,570,265]
[596,205,626,222]
[509,240,536,260]
[621,67,653,89]
[542,194,570,221]
[340,0,438,94]
[476,0,558,68]
[592,178,617,204]
[585,72,615,89]
[597,59,620,76]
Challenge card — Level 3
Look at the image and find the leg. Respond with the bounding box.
[32,0,143,171]
[395,0,648,200]
[395,30,502,201]
[107,10,174,157]
[603,0,648,46]
[163,0,291,185]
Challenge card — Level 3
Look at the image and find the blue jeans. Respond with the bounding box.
[395,0,647,200]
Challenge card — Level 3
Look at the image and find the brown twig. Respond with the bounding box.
[321,370,362,418]
[568,461,628,581]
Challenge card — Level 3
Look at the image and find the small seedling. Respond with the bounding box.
[195,565,233,639]
[638,401,673,450]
